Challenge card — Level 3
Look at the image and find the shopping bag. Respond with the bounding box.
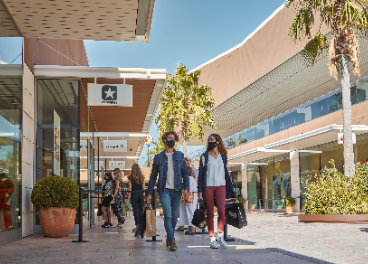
[146,205,157,237]
[225,203,247,229]
[97,203,102,216]
[191,200,207,228]
[181,189,194,204]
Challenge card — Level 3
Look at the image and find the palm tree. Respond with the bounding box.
[156,64,216,156]
[287,0,368,177]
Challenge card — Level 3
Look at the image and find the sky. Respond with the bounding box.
[84,0,286,165]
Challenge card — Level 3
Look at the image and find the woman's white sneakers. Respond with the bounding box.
[210,239,219,249]
[210,234,228,249]
[218,235,228,248]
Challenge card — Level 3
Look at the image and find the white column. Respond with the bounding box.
[241,163,248,200]
[290,151,300,213]
[22,63,35,237]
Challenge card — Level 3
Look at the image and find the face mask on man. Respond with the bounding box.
[166,140,176,148]
[208,141,217,150]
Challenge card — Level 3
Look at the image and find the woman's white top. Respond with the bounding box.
[189,174,197,192]
[206,154,226,187]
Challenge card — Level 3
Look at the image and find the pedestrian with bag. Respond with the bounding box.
[127,164,145,233]
[100,172,113,228]
[198,134,236,249]
[112,168,125,228]
[146,131,190,251]
[178,166,197,235]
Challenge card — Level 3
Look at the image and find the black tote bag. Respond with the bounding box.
[225,203,247,229]
[191,200,207,229]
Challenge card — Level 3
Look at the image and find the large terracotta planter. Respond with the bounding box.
[39,207,76,237]
[299,214,368,224]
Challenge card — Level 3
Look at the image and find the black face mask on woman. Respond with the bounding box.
[208,142,217,150]
[166,140,176,148]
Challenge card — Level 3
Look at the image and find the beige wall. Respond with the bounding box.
[197,5,328,107]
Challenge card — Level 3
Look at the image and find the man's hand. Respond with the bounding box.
[146,194,152,204]
[198,192,203,200]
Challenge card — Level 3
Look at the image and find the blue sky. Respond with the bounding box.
[84,0,286,165]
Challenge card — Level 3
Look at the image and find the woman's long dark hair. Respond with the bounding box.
[207,134,228,156]
[104,172,113,184]
[128,164,145,185]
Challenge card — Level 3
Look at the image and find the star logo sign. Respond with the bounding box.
[102,85,117,100]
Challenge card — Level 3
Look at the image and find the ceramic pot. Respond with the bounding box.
[286,205,293,214]
[39,207,75,237]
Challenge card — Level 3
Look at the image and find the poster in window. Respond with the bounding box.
[53,110,60,176]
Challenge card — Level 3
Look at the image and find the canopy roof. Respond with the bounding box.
[0,0,155,42]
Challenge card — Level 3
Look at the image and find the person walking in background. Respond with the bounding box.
[198,134,236,249]
[177,157,198,233]
[128,164,145,233]
[112,168,125,228]
[101,172,113,228]
[146,131,189,251]
[178,166,197,235]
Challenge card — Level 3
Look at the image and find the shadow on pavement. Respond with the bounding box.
[359,228,368,232]
[234,238,335,264]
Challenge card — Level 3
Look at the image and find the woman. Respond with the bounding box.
[112,168,125,228]
[178,166,198,235]
[101,172,113,228]
[127,164,145,232]
[198,134,236,249]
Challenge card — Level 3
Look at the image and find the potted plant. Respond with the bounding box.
[31,176,79,237]
[237,197,246,204]
[282,196,296,214]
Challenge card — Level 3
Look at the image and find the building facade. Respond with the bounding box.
[190,3,368,213]
[0,0,165,246]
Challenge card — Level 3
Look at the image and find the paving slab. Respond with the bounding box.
[0,214,336,264]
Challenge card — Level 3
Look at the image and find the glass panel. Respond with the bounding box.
[223,78,368,150]
[36,79,80,225]
[0,77,22,232]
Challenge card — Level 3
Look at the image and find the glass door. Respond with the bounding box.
[87,140,95,228]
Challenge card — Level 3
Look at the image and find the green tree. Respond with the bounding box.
[156,64,216,156]
[287,0,368,177]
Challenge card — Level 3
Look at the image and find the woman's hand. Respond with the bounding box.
[198,192,203,200]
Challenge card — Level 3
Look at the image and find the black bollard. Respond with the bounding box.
[224,217,235,242]
[73,187,89,243]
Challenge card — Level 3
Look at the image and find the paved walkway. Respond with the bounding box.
[0,214,312,264]
[229,213,368,264]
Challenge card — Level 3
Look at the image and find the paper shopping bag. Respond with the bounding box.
[145,208,157,237]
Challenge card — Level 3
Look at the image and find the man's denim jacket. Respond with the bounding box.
[148,150,189,194]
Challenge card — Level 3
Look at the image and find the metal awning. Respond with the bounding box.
[188,34,368,145]
[229,125,368,164]
[0,0,155,42]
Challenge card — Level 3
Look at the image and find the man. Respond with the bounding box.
[177,157,198,231]
[147,131,189,251]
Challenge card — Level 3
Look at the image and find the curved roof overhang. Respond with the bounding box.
[187,35,368,146]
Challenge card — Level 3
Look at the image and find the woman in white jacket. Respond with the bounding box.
[178,166,198,235]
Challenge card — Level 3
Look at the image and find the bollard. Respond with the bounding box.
[73,187,89,243]
[224,217,235,242]
[258,199,262,214]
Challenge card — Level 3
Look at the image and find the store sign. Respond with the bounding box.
[103,140,127,152]
[109,161,125,170]
[338,133,356,144]
[53,110,60,176]
[87,84,133,107]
